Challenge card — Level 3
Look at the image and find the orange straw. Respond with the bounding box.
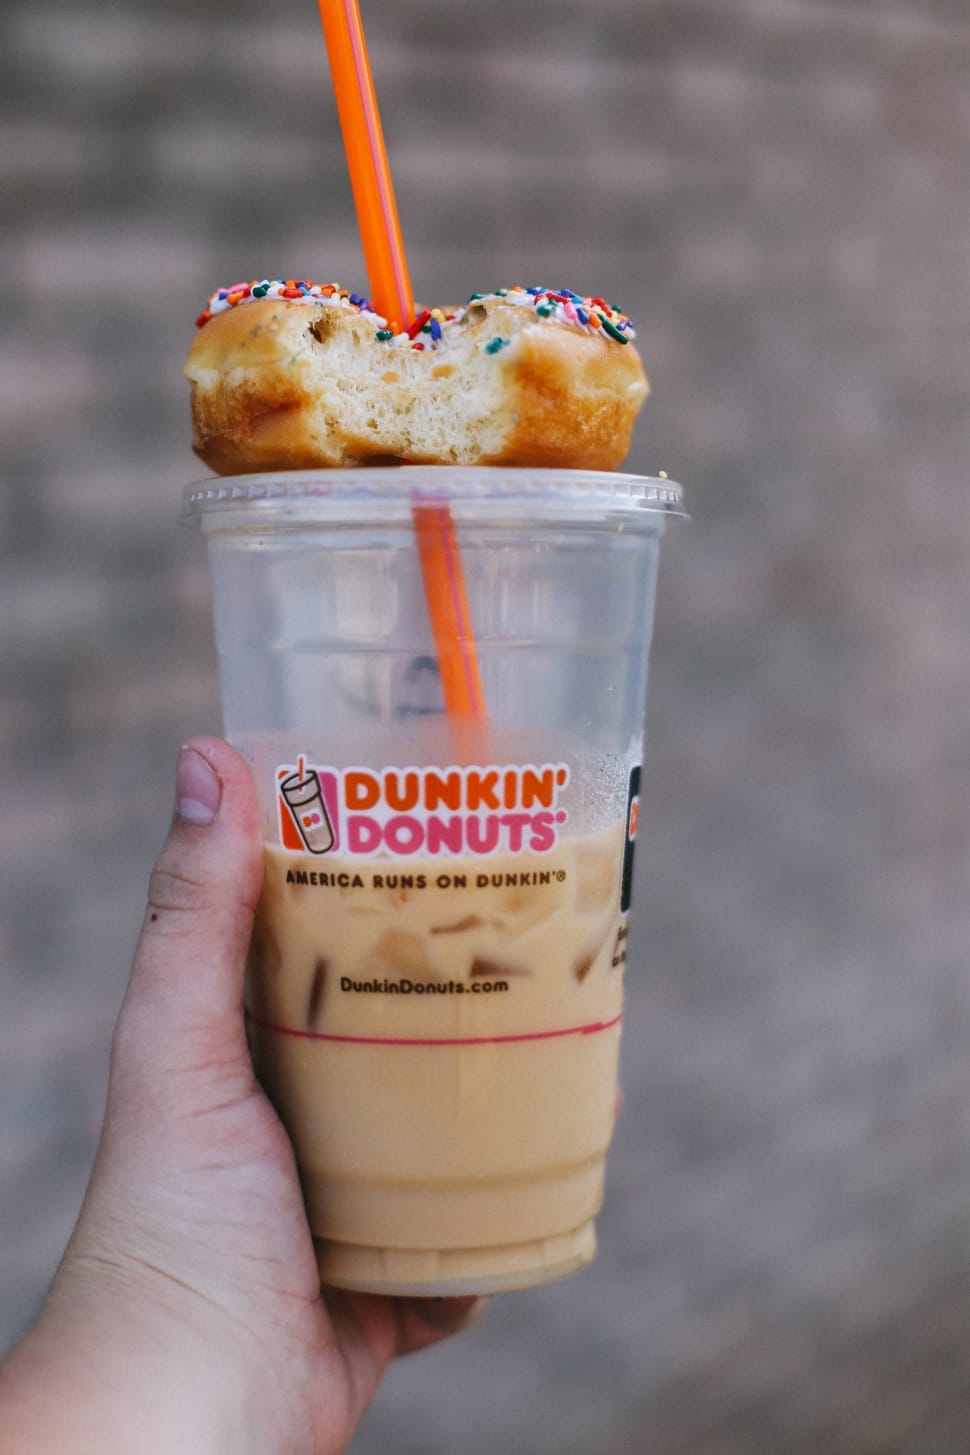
[317,0,485,719]
[411,494,486,719]
[317,0,412,332]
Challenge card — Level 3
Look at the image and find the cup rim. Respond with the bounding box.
[180,466,686,524]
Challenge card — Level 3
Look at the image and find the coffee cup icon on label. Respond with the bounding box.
[280,770,335,855]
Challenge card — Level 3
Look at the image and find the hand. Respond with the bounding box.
[0,738,486,1455]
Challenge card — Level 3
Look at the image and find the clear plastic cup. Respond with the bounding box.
[184,467,684,1295]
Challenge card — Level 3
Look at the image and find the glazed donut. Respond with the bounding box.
[184,282,649,474]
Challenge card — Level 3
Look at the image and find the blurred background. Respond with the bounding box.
[2,0,969,1450]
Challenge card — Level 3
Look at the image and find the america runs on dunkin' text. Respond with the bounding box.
[283,868,568,891]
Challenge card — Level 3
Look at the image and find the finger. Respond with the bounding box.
[114,737,264,1084]
[324,1289,491,1418]
[392,1295,492,1356]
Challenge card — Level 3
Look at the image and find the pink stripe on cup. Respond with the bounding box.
[244,1008,622,1048]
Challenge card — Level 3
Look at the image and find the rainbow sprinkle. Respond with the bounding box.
[456,287,635,344]
[195,281,636,348]
[194,280,383,329]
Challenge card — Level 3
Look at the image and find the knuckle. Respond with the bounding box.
[147,860,214,920]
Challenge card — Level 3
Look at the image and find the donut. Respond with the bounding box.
[184,281,649,474]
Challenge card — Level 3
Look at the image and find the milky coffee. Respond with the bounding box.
[247,820,628,1295]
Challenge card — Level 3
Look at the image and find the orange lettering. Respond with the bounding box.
[466,770,499,811]
[345,771,380,810]
[424,769,462,811]
[384,769,419,811]
[521,767,555,809]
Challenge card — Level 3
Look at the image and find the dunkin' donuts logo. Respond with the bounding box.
[276,760,571,858]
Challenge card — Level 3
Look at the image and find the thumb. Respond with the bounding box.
[113,737,264,1095]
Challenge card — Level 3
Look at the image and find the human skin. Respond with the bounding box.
[0,738,485,1455]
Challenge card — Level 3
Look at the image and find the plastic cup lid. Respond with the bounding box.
[181,467,686,524]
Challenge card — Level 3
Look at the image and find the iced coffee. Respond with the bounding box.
[249,813,629,1293]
